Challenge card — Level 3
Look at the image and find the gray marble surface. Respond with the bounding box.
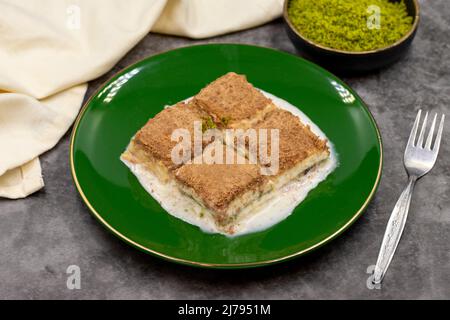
[1,1,449,300]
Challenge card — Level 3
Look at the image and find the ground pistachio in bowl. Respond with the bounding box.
[287,0,414,52]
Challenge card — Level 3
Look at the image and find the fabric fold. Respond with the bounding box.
[0,158,44,199]
[0,85,87,178]
[153,0,284,39]
[0,0,168,99]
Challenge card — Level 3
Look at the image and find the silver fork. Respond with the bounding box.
[372,110,445,286]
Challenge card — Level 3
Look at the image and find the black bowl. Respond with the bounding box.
[283,0,420,74]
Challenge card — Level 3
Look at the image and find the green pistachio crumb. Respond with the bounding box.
[221,117,231,126]
[202,117,217,133]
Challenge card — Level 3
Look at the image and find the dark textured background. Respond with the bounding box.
[1,0,449,299]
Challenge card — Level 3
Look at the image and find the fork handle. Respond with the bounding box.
[372,176,417,285]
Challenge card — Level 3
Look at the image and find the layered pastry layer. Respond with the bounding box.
[252,108,330,188]
[174,143,273,234]
[121,101,212,182]
[194,72,275,129]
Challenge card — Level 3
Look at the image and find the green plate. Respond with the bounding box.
[71,44,382,268]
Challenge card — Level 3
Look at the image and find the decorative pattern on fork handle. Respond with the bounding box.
[372,110,445,286]
[373,176,416,285]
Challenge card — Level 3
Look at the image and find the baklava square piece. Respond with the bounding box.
[121,101,212,182]
[193,72,275,129]
[252,109,330,186]
[174,143,270,232]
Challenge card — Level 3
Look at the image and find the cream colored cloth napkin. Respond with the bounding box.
[153,0,284,39]
[0,0,283,199]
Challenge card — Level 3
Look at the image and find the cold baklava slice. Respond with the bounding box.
[174,143,271,234]
[193,72,275,129]
[252,109,330,186]
[121,101,213,183]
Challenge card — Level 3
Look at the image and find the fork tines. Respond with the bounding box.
[408,110,445,151]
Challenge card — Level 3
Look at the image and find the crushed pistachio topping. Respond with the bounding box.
[221,116,231,126]
[288,0,413,52]
[202,117,217,132]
